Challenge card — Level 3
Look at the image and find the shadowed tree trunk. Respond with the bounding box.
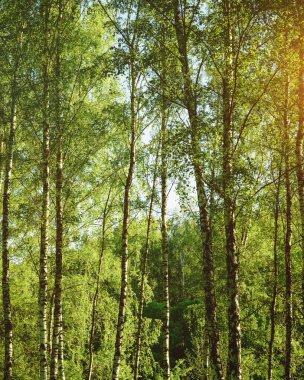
[160,6,170,378]
[295,0,304,315]
[161,95,170,380]
[112,55,137,380]
[222,1,241,378]
[50,71,65,380]
[2,76,17,380]
[172,1,224,378]
[133,147,159,380]
[48,289,55,359]
[202,318,209,380]
[87,188,112,380]
[50,91,65,380]
[58,312,65,380]
[0,126,5,189]
[50,1,65,379]
[267,165,281,380]
[283,72,292,380]
[38,1,50,378]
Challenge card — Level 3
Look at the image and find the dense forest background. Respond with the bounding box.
[1,0,304,379]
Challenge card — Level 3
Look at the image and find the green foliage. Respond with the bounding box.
[0,0,304,379]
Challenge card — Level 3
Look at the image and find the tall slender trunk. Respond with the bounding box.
[50,1,65,379]
[161,98,170,380]
[283,74,292,380]
[295,0,304,315]
[202,318,209,380]
[160,8,170,378]
[0,127,5,189]
[2,78,17,380]
[179,251,185,300]
[58,312,65,380]
[112,59,137,380]
[222,1,241,378]
[48,289,55,358]
[267,167,281,380]
[172,2,223,378]
[50,110,65,380]
[39,1,50,378]
[87,188,112,380]
[50,100,65,380]
[133,148,159,380]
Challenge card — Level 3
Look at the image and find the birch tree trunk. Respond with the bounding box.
[172,1,223,378]
[133,148,159,380]
[38,1,50,378]
[87,188,112,380]
[283,73,292,380]
[295,0,304,315]
[267,166,281,380]
[202,319,209,380]
[0,126,5,190]
[50,1,65,378]
[161,97,170,380]
[50,84,65,380]
[2,78,17,380]
[50,99,65,380]
[112,58,137,380]
[48,289,55,359]
[222,1,242,378]
[160,6,170,378]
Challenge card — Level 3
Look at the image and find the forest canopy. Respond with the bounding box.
[0,0,304,379]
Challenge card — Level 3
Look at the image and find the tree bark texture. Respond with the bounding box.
[161,99,170,380]
[267,168,281,380]
[2,80,17,380]
[133,148,159,380]
[0,126,5,190]
[87,188,112,380]
[51,1,65,378]
[222,1,242,378]
[283,73,292,380]
[112,59,137,380]
[172,1,224,378]
[39,1,50,378]
[160,7,170,378]
[295,0,304,316]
